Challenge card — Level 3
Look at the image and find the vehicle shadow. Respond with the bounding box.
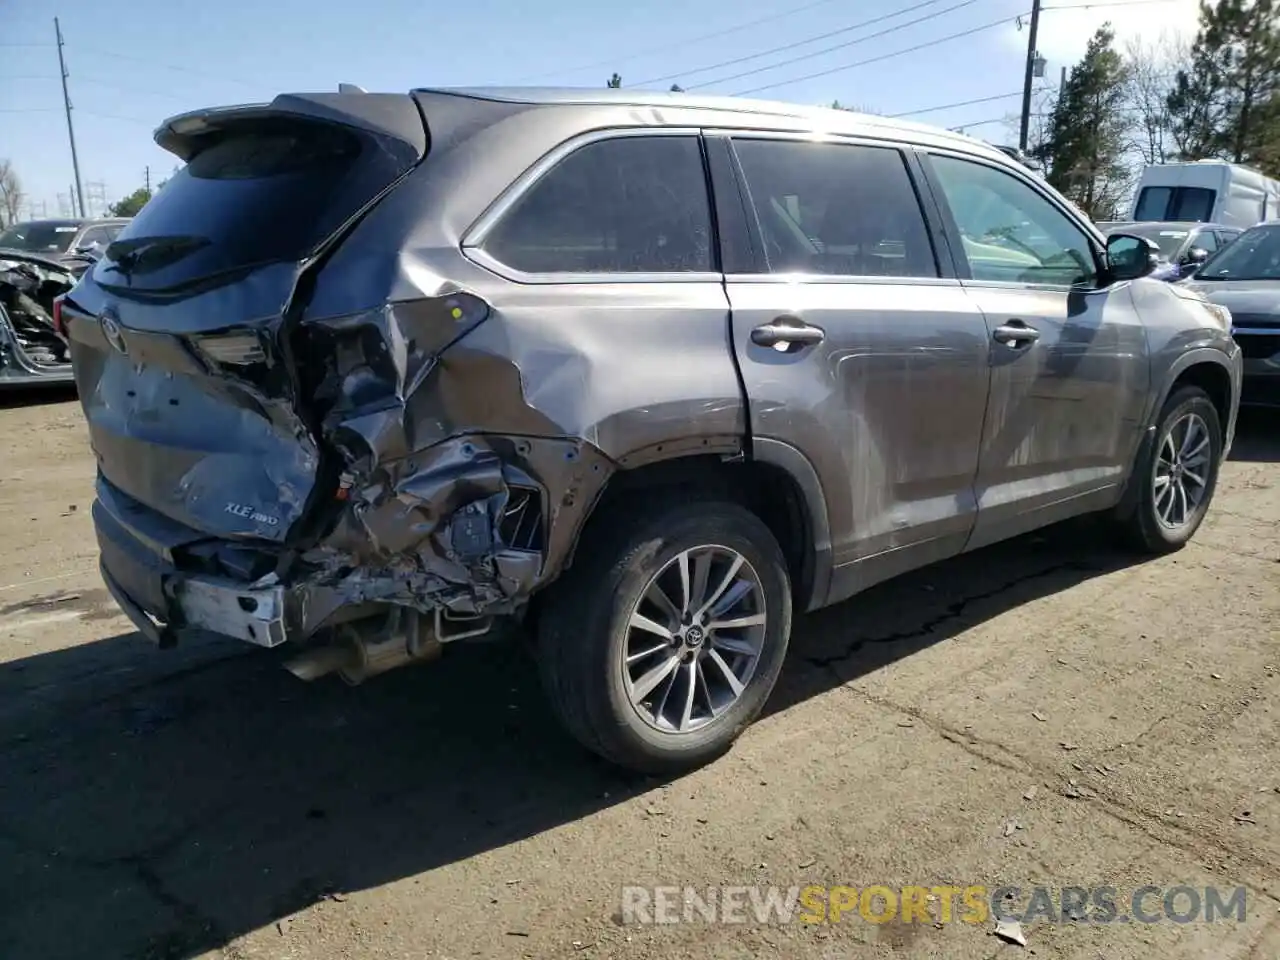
[3,408,1273,959]
[1229,405,1280,462]
[0,519,1139,960]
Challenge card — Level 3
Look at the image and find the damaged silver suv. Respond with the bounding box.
[63,87,1242,772]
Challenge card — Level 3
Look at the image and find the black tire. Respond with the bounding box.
[537,500,792,774]
[1115,385,1223,553]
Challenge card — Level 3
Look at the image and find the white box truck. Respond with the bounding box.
[1130,160,1280,228]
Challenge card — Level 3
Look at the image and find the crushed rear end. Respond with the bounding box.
[63,90,567,677]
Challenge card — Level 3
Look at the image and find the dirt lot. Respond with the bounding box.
[1,390,1277,960]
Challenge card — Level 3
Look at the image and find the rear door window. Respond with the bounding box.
[480,135,713,275]
[729,138,938,278]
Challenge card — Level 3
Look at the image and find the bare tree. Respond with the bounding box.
[0,160,23,228]
[1123,33,1190,165]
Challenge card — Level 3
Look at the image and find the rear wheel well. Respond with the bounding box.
[1169,361,1232,430]
[558,454,815,610]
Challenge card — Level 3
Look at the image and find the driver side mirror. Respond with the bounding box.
[1180,246,1210,266]
[1105,233,1159,282]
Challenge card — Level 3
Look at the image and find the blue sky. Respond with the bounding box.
[2,0,1200,217]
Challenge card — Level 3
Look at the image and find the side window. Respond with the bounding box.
[1195,230,1219,254]
[77,226,109,250]
[481,135,713,274]
[730,139,937,278]
[929,154,1098,287]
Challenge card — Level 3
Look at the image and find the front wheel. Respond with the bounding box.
[537,500,792,773]
[1115,385,1223,553]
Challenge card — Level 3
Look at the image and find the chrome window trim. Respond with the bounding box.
[461,126,718,285]
[711,128,952,284]
[722,273,963,288]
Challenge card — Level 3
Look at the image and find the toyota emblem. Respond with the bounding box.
[100,311,126,355]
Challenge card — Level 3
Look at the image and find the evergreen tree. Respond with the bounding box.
[1037,25,1131,219]
[1166,0,1280,174]
[606,73,622,89]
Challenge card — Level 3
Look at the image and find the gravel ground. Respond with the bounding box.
[1,389,1277,960]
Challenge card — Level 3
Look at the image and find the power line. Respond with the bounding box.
[636,0,974,87]
[1042,0,1185,8]
[0,105,157,125]
[75,46,260,89]
[733,13,1020,96]
[79,110,160,126]
[76,75,196,104]
[693,0,989,90]
[948,116,1012,131]
[514,0,850,81]
[890,89,1027,118]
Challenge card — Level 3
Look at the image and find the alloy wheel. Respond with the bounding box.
[1153,411,1212,529]
[621,545,768,733]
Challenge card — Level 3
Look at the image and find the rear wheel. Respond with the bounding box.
[1116,385,1222,553]
[537,500,792,773]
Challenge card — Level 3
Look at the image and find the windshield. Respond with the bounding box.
[0,221,81,253]
[1194,224,1280,281]
[1110,224,1189,258]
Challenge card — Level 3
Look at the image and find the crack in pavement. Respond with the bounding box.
[0,804,235,957]
[803,560,1106,670]
[826,687,1280,909]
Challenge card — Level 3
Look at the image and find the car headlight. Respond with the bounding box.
[1203,301,1232,332]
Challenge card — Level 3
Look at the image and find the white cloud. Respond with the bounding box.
[1000,0,1201,75]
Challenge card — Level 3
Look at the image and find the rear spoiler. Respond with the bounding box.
[154,92,428,163]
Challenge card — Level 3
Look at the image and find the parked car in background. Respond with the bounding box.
[1098,220,1242,281]
[0,217,131,268]
[1130,160,1280,229]
[62,86,1242,773]
[1180,220,1280,406]
[0,248,75,387]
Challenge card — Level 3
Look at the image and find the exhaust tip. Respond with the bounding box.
[283,644,352,682]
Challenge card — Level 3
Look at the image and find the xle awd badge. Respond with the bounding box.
[225,502,280,526]
[100,311,126,355]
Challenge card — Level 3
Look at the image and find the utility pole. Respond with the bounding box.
[1018,0,1043,153]
[144,166,151,192]
[86,181,107,218]
[54,18,86,219]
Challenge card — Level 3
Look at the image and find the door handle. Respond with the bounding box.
[992,321,1041,346]
[750,318,826,349]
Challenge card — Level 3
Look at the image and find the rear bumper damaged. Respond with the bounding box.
[93,432,614,648]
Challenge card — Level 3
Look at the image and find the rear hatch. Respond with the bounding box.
[65,93,426,543]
